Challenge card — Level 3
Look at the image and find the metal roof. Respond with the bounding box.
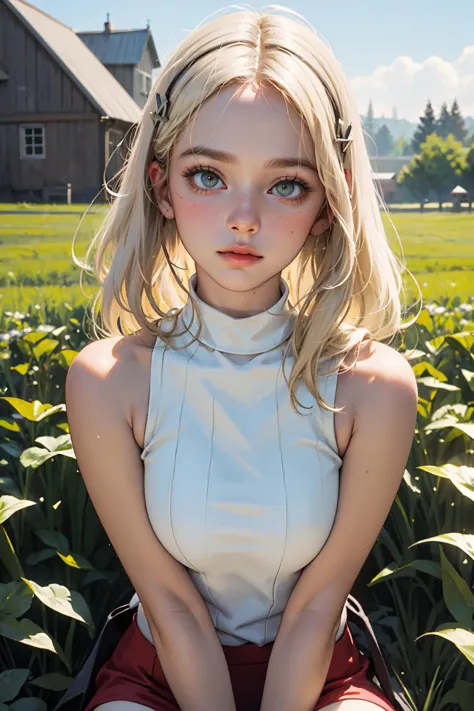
[78,29,160,68]
[451,184,468,195]
[5,0,141,124]
[373,172,397,181]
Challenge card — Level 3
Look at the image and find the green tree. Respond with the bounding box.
[393,136,409,156]
[397,158,431,211]
[421,133,465,210]
[364,99,375,156]
[436,102,452,139]
[412,100,436,153]
[449,99,469,144]
[374,124,394,156]
[461,145,474,211]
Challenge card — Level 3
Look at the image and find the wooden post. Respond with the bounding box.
[67,183,72,205]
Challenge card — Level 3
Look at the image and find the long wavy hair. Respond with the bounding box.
[76,5,420,415]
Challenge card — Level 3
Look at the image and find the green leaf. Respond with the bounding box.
[57,552,95,570]
[462,369,474,390]
[26,550,57,566]
[31,338,59,360]
[34,530,70,554]
[0,525,24,579]
[403,469,421,494]
[439,548,474,627]
[0,397,65,422]
[28,673,73,691]
[0,581,33,618]
[0,419,21,432]
[35,434,71,452]
[0,669,30,703]
[417,626,474,664]
[418,464,474,502]
[454,680,474,711]
[416,377,459,391]
[0,496,36,524]
[369,559,441,585]
[454,423,474,439]
[10,698,48,711]
[55,349,78,368]
[445,332,474,356]
[410,533,474,559]
[20,445,75,469]
[21,578,94,629]
[0,615,55,652]
[412,362,447,381]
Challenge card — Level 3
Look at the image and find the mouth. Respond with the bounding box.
[217,245,263,258]
[217,246,263,267]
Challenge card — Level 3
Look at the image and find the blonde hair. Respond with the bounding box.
[76,5,420,415]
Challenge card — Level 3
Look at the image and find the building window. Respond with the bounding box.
[140,72,152,96]
[20,124,46,159]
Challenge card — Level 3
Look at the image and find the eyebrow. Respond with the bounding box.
[178,146,318,173]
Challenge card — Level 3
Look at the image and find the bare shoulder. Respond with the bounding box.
[67,328,157,443]
[339,338,418,422]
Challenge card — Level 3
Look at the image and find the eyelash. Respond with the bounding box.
[180,163,312,204]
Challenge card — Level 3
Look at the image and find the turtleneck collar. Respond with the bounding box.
[179,273,296,355]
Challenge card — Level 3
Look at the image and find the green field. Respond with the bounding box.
[0,205,473,313]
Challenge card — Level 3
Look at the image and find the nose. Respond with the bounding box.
[227,201,261,235]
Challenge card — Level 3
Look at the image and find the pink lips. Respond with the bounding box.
[218,252,262,266]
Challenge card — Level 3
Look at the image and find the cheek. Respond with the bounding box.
[173,196,220,228]
[267,209,314,244]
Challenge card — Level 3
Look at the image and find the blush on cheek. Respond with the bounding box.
[177,200,216,227]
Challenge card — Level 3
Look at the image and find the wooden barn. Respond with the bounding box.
[0,0,159,203]
[78,16,160,110]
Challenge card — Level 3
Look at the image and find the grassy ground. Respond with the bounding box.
[0,206,473,312]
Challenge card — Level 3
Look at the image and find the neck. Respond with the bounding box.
[179,272,295,356]
[193,266,283,318]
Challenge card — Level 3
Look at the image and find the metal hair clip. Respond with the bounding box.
[334,118,353,153]
[150,92,169,124]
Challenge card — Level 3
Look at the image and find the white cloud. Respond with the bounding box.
[350,47,474,121]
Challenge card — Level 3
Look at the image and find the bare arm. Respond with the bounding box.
[65,338,236,711]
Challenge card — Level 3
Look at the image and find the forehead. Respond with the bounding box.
[174,83,314,162]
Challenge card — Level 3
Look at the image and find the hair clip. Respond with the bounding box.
[150,92,169,124]
[334,118,353,153]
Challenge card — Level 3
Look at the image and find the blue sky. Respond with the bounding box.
[31,1,474,120]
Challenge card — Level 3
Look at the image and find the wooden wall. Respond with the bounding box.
[0,2,102,200]
[106,64,134,102]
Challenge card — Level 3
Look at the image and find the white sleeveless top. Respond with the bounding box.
[134,273,345,647]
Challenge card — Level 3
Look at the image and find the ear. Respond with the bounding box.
[148,160,175,219]
[310,168,353,236]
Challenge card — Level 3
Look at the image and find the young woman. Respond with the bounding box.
[65,7,419,711]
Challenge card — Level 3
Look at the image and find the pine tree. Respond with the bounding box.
[411,100,436,153]
[437,102,452,139]
[364,99,375,156]
[450,99,468,144]
[365,99,374,135]
[375,125,394,156]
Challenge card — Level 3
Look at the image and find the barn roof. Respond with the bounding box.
[77,29,160,68]
[373,172,397,181]
[4,0,141,124]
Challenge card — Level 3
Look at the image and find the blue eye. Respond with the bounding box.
[271,180,304,199]
[183,168,223,191]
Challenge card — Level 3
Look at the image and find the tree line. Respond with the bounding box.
[396,134,474,211]
[363,98,473,157]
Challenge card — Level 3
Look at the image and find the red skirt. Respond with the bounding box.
[84,613,396,711]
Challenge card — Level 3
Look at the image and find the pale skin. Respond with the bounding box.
[67,82,418,711]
